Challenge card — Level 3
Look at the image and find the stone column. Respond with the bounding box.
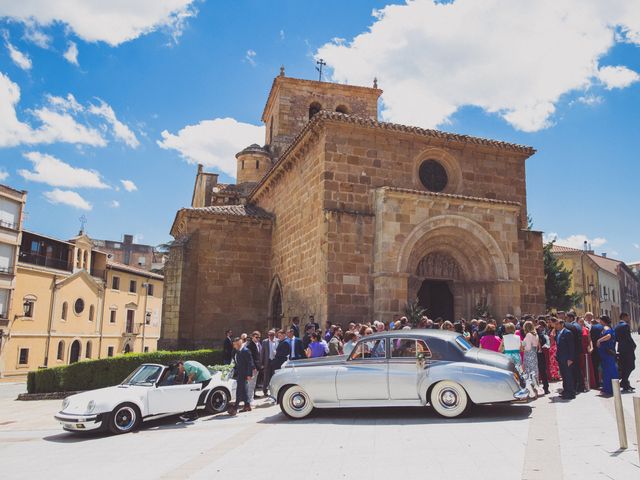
[373,272,409,322]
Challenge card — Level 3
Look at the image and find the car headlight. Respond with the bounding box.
[86,400,96,413]
[62,398,70,410]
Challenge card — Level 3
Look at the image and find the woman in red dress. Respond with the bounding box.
[578,317,597,389]
[548,317,561,381]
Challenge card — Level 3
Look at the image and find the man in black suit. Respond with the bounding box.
[228,337,255,415]
[272,330,290,371]
[260,329,277,396]
[222,329,233,365]
[287,327,306,360]
[565,312,585,392]
[588,312,603,388]
[556,319,576,399]
[246,331,263,398]
[291,317,301,338]
[615,312,637,392]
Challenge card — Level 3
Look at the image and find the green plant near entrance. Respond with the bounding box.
[27,349,223,394]
[404,299,428,327]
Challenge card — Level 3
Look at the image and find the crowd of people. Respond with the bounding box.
[221,311,637,414]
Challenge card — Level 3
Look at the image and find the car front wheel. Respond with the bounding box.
[429,381,468,418]
[205,388,230,414]
[280,385,314,419]
[108,403,140,434]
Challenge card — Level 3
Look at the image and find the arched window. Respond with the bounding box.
[124,343,132,354]
[76,249,81,268]
[255,159,259,169]
[269,117,273,143]
[57,340,65,361]
[61,302,68,321]
[89,305,95,322]
[241,159,245,170]
[308,102,322,119]
[86,341,92,359]
[83,250,89,269]
[335,104,349,114]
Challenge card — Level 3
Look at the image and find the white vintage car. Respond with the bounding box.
[54,363,236,434]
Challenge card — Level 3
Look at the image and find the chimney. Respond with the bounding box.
[602,253,607,258]
[123,234,133,245]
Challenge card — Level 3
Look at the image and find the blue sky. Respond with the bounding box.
[0,1,638,262]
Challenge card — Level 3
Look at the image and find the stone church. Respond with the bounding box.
[160,71,544,349]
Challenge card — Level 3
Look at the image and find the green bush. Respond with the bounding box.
[27,349,223,394]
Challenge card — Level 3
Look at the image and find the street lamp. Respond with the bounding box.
[141,282,150,353]
[22,300,30,316]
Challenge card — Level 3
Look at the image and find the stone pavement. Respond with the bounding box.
[0,341,638,480]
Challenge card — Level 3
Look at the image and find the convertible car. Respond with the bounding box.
[55,363,235,434]
[269,330,529,419]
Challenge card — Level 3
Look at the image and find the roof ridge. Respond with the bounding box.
[381,186,521,206]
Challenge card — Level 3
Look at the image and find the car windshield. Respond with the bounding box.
[455,335,472,352]
[121,365,163,386]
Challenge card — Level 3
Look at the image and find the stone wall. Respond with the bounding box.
[158,241,184,349]
[518,229,546,315]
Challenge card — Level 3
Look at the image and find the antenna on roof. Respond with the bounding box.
[315,58,326,81]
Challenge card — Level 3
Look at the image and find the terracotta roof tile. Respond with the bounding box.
[550,244,584,254]
[107,260,164,279]
[185,204,273,220]
[381,186,521,206]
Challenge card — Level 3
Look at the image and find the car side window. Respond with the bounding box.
[349,339,386,360]
[391,339,432,358]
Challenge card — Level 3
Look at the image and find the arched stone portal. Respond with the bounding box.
[268,276,283,329]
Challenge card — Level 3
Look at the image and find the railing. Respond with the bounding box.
[0,219,18,230]
[0,265,13,274]
[18,252,71,271]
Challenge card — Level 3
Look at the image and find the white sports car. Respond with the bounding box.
[54,363,236,434]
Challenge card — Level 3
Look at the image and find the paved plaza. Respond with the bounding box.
[0,346,639,480]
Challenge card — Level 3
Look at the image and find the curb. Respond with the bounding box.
[17,391,83,401]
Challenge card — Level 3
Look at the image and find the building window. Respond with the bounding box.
[86,341,92,359]
[112,276,120,290]
[74,298,85,315]
[144,346,149,353]
[146,283,154,296]
[145,311,151,325]
[124,343,132,354]
[126,310,135,334]
[241,159,245,170]
[419,160,448,192]
[335,104,349,114]
[110,309,117,323]
[18,348,29,365]
[107,346,114,357]
[89,305,95,322]
[31,240,40,253]
[138,256,146,266]
[24,299,35,318]
[61,302,68,321]
[129,280,137,293]
[56,341,65,361]
[269,118,273,143]
[255,160,259,169]
[309,102,322,119]
[0,289,8,318]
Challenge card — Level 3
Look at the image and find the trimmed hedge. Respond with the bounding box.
[27,349,223,394]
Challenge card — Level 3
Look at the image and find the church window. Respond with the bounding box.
[74,298,85,315]
[269,118,273,143]
[61,302,68,321]
[419,160,448,192]
[335,104,349,114]
[242,160,245,170]
[256,160,259,169]
[309,102,322,119]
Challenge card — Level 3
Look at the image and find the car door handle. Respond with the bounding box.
[190,388,200,391]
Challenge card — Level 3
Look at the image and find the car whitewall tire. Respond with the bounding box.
[108,403,140,434]
[205,388,230,414]
[429,381,468,418]
[280,385,314,419]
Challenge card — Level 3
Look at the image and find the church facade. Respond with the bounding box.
[161,72,544,349]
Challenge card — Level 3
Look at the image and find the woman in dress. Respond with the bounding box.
[547,317,561,381]
[595,315,619,396]
[578,317,597,389]
[305,332,327,359]
[479,324,502,352]
[502,322,522,373]
[522,320,540,399]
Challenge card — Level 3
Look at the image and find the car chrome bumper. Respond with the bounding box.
[513,388,530,401]
[55,412,103,431]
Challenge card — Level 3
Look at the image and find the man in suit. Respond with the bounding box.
[228,337,255,415]
[261,329,277,396]
[588,312,603,388]
[272,329,291,370]
[291,317,301,338]
[222,329,234,365]
[556,319,576,399]
[565,312,585,392]
[245,331,263,399]
[287,327,306,360]
[615,312,637,392]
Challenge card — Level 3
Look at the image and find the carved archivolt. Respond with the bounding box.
[416,252,462,280]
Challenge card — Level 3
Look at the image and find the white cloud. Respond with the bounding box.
[0,170,8,181]
[279,29,285,40]
[109,200,120,208]
[18,151,109,189]
[88,100,140,147]
[316,0,640,132]
[133,233,144,243]
[43,188,92,210]
[633,243,640,249]
[576,94,604,106]
[597,65,640,90]
[22,21,51,48]
[3,33,32,70]
[0,1,199,46]
[63,41,79,66]
[544,232,607,250]
[120,179,137,192]
[157,117,264,177]
[245,49,256,66]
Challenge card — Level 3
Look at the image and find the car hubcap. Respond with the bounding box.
[290,392,307,411]
[440,389,459,409]
[211,392,226,410]
[115,407,135,431]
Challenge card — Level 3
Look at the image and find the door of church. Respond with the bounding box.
[417,280,454,321]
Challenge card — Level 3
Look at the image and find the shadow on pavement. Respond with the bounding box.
[258,403,532,425]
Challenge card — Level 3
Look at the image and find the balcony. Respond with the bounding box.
[0,265,13,275]
[18,252,72,272]
[0,219,18,231]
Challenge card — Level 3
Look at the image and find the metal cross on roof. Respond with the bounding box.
[316,58,326,81]
[79,214,87,232]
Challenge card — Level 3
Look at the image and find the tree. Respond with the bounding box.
[544,240,581,310]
